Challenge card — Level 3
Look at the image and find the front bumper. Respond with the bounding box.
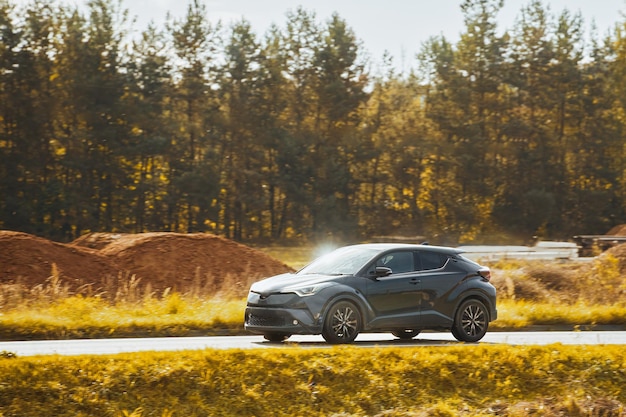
[244,291,324,335]
[245,306,322,335]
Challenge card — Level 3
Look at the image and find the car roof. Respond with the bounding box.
[348,243,462,256]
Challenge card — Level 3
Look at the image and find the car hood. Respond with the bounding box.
[250,272,341,294]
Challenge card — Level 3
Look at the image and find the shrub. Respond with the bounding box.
[0,345,624,416]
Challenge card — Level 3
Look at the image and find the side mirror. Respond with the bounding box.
[374,266,392,277]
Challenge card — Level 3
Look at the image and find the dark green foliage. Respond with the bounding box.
[1,0,626,244]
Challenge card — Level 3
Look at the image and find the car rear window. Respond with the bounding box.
[419,251,448,270]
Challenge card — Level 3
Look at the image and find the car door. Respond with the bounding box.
[364,250,422,327]
[416,250,466,326]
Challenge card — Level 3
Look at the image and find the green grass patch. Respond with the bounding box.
[0,345,624,416]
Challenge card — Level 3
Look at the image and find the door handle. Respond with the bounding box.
[410,279,421,285]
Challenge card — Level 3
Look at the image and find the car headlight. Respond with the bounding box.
[286,282,334,297]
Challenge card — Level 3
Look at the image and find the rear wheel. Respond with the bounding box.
[263,333,290,342]
[391,329,420,340]
[322,300,361,344]
[452,299,489,342]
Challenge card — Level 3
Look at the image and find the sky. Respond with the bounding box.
[124,0,625,69]
[11,0,626,69]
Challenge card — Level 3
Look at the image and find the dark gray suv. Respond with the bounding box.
[245,243,497,344]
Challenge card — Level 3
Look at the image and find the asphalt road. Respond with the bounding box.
[1,331,626,357]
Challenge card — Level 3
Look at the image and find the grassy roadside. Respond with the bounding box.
[0,297,625,341]
[0,248,624,340]
[1,248,625,417]
[0,295,247,340]
[0,345,624,416]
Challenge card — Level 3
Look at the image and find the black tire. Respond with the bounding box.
[322,300,361,344]
[391,329,420,340]
[263,333,290,342]
[451,299,489,342]
[450,325,463,341]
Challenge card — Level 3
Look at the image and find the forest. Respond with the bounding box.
[1,0,625,245]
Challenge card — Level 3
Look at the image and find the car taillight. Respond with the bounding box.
[478,267,491,282]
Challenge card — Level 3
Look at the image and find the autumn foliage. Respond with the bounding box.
[2,0,626,245]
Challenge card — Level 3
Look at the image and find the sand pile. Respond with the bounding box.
[1,231,292,294]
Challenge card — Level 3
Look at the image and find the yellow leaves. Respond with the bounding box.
[49,138,66,156]
[241,383,263,400]
[495,375,521,397]
[391,199,411,211]
[572,175,613,191]
[416,165,436,211]
[0,345,625,416]
[438,367,452,379]
[116,408,144,417]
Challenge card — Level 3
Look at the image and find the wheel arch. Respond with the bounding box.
[320,292,369,329]
[454,291,494,323]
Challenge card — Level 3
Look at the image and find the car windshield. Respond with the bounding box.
[298,246,379,275]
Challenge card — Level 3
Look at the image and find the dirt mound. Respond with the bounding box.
[1,231,292,295]
[0,231,119,289]
[606,224,626,235]
[95,232,292,292]
[70,232,127,250]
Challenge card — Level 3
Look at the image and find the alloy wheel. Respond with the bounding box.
[452,299,489,342]
[322,301,361,344]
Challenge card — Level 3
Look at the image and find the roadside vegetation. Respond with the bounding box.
[0,248,625,416]
[0,248,624,340]
[0,345,624,416]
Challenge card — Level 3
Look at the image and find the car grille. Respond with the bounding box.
[247,311,288,327]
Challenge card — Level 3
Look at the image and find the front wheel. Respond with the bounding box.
[452,299,489,342]
[322,300,361,344]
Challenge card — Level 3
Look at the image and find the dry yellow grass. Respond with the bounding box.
[0,345,624,416]
[0,249,624,340]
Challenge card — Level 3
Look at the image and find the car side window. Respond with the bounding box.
[418,251,448,271]
[376,251,415,274]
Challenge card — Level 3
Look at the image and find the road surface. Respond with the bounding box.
[1,331,625,357]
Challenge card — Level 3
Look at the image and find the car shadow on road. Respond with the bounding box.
[254,337,485,348]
